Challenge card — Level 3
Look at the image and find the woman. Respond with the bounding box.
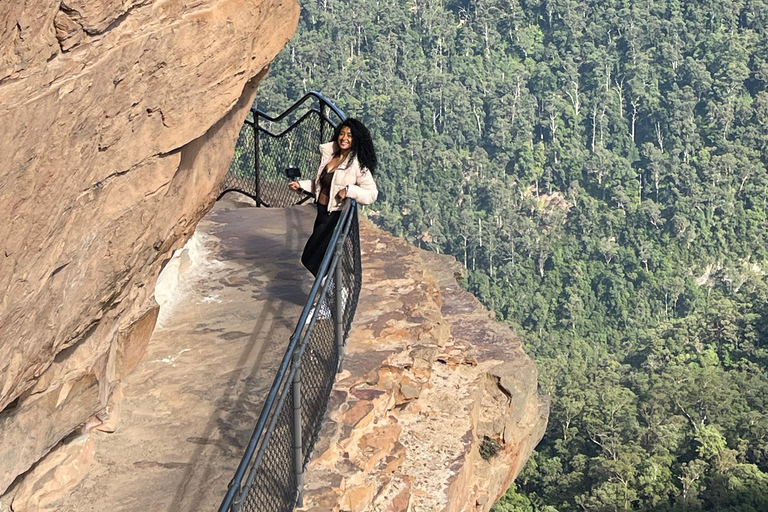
[289,118,378,276]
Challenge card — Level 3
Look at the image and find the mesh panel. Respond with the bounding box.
[220,108,338,207]
[342,210,363,338]
[299,292,338,459]
[240,388,296,512]
[220,120,257,199]
[220,96,362,512]
[300,211,363,466]
[258,111,324,208]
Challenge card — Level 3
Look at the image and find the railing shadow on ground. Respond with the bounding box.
[217,93,362,512]
[164,206,312,512]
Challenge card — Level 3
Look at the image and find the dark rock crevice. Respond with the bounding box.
[55,3,85,52]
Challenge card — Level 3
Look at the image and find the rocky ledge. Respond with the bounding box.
[298,218,549,512]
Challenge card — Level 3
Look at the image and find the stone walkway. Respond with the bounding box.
[57,199,316,512]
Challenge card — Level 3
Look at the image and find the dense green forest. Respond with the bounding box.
[257,0,768,509]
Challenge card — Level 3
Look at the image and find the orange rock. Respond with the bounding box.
[342,401,374,428]
[0,0,299,494]
[376,366,405,391]
[357,424,402,474]
[94,382,124,433]
[339,481,376,512]
[383,479,411,512]
[382,442,406,473]
[11,435,96,512]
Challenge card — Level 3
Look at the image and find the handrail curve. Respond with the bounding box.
[218,92,345,207]
[254,91,346,124]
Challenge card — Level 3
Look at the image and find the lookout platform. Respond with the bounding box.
[55,197,316,512]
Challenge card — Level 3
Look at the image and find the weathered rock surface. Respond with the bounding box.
[11,435,96,512]
[0,204,546,510]
[297,218,549,511]
[0,0,299,495]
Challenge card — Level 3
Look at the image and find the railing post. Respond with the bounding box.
[292,349,304,507]
[254,113,262,207]
[335,232,345,373]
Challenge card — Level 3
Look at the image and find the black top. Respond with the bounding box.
[318,165,334,204]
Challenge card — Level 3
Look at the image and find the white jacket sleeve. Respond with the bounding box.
[346,169,378,205]
[298,179,314,193]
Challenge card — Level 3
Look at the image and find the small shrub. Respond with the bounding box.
[480,436,501,460]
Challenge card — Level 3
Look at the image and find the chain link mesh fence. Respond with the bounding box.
[240,390,296,512]
[258,111,324,208]
[218,94,361,512]
[220,98,341,207]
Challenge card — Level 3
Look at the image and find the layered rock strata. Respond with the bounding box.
[0,0,299,495]
[298,219,549,511]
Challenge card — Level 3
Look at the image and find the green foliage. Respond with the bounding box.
[481,436,502,461]
[259,0,768,509]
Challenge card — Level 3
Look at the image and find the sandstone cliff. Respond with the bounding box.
[298,218,549,511]
[0,0,299,495]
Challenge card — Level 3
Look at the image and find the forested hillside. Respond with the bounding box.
[257,0,768,509]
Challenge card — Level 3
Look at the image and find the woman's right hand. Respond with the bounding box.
[289,181,301,192]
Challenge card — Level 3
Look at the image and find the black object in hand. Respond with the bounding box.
[285,167,301,180]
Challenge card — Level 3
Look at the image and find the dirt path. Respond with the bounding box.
[57,201,316,512]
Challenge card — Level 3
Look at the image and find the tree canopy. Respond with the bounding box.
[258,0,768,509]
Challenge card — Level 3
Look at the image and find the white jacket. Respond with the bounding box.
[298,142,378,212]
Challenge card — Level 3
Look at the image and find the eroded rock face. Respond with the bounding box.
[11,435,96,512]
[0,0,299,495]
[298,219,549,512]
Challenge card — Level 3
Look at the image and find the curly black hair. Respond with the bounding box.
[331,118,378,174]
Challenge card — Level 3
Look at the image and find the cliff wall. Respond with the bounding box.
[0,0,299,495]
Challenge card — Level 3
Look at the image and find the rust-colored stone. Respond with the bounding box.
[382,441,406,473]
[297,219,549,512]
[339,481,376,512]
[93,381,124,433]
[342,400,374,428]
[384,479,411,512]
[0,373,101,496]
[11,435,96,512]
[111,302,160,381]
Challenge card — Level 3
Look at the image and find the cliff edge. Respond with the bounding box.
[298,218,549,511]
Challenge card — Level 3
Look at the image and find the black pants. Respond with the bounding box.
[301,202,341,277]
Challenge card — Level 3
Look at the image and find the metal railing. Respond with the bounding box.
[219,92,345,207]
[218,93,362,512]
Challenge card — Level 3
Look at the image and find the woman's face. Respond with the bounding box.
[337,126,353,151]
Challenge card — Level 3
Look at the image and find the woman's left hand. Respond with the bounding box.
[337,187,347,200]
